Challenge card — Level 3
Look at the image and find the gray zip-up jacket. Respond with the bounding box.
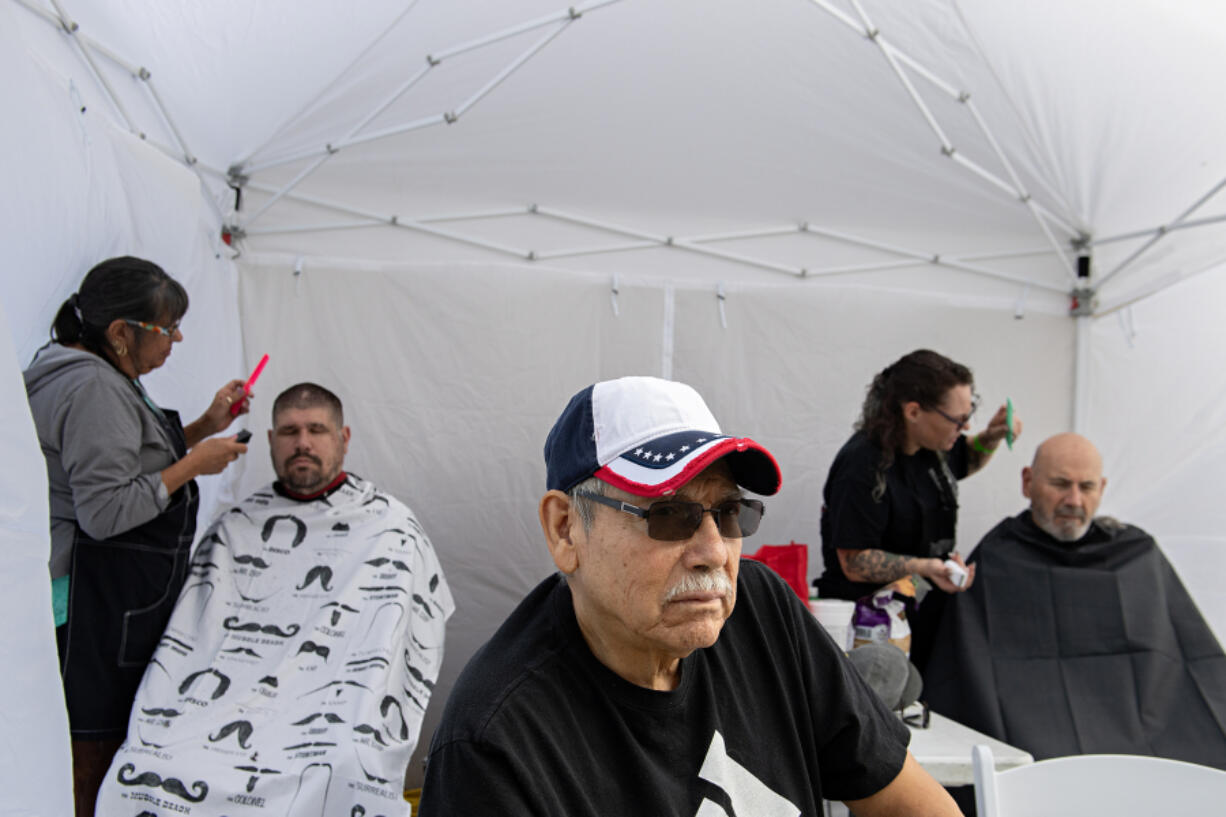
[24,345,178,577]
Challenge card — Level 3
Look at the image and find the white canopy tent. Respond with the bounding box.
[4,0,1226,809]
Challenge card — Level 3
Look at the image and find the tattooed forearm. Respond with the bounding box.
[839,549,917,583]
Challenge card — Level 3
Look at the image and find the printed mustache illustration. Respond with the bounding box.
[369,526,411,548]
[296,640,331,661]
[402,684,426,713]
[359,585,408,595]
[236,589,278,604]
[296,565,334,591]
[200,530,226,549]
[300,679,371,698]
[289,763,331,817]
[221,646,262,658]
[345,656,389,671]
[140,707,183,718]
[381,695,409,741]
[116,763,208,803]
[363,494,390,507]
[209,719,255,749]
[356,602,404,651]
[178,668,232,700]
[412,593,435,619]
[259,675,278,687]
[179,580,215,610]
[353,724,388,747]
[223,616,301,638]
[234,765,281,793]
[159,634,193,653]
[292,712,345,726]
[234,553,272,569]
[364,557,413,572]
[404,660,436,693]
[261,514,307,549]
[321,601,360,627]
[354,751,390,784]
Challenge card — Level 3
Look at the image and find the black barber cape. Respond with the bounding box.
[924,512,1226,769]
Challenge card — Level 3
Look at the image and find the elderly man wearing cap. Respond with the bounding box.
[419,377,960,816]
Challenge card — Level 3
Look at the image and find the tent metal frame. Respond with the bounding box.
[19,0,1226,426]
[18,0,1225,308]
[236,1,618,228]
[236,181,1071,293]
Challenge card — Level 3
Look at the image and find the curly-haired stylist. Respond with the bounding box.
[23,257,250,814]
[816,349,1021,672]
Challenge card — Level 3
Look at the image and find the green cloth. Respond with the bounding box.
[52,573,69,627]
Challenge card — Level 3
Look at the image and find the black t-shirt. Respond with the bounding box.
[419,560,909,816]
[817,431,969,602]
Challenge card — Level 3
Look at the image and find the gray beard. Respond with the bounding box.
[1033,511,1091,543]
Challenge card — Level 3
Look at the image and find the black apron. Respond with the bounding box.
[57,407,199,739]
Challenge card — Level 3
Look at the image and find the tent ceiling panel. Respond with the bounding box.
[16,0,1226,306]
[954,0,1226,238]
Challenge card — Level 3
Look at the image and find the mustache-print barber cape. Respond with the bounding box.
[97,475,454,816]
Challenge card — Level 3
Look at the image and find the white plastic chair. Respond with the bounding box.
[972,744,1226,817]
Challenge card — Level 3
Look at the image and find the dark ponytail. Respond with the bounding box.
[51,293,85,345]
[51,256,189,358]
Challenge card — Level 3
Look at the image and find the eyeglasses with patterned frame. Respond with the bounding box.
[929,394,980,429]
[123,318,181,338]
[574,491,765,541]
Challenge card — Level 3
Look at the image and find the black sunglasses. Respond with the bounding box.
[575,492,765,541]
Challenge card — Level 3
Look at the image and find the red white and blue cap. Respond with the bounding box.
[544,376,782,498]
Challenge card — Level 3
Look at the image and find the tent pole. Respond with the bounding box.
[234,0,427,167]
[240,1,621,176]
[1072,313,1091,434]
[241,18,573,228]
[1090,211,1226,247]
[661,287,675,380]
[1097,255,1226,317]
[1097,175,1226,288]
[1070,252,1095,434]
[44,0,139,135]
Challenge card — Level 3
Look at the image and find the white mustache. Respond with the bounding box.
[1056,506,1087,521]
[663,571,733,603]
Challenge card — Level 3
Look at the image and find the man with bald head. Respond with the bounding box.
[1022,433,1106,543]
[924,433,1226,770]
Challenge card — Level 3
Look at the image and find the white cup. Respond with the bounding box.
[809,599,856,651]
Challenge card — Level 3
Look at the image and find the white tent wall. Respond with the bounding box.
[0,309,71,817]
[1086,270,1226,651]
[229,254,1073,785]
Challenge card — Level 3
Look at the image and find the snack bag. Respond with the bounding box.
[852,577,917,655]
